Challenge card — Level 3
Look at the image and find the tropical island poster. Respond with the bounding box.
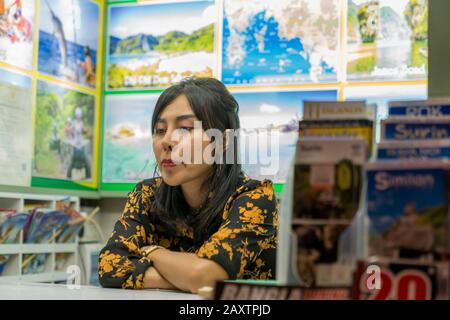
[38,0,99,88]
[107,0,216,90]
[347,0,428,81]
[102,94,158,183]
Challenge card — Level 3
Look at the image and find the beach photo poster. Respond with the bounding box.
[33,80,96,182]
[221,0,340,86]
[233,89,338,183]
[0,68,32,187]
[0,0,35,70]
[102,94,159,183]
[107,0,216,90]
[37,0,99,88]
[347,0,428,81]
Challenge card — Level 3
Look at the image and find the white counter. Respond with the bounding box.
[0,282,202,300]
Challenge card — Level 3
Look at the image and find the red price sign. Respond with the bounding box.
[353,260,436,300]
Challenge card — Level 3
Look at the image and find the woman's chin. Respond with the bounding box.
[161,170,183,186]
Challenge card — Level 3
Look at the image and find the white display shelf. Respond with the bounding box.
[0,243,78,255]
[0,272,70,283]
[0,192,80,284]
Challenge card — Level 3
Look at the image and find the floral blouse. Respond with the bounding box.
[98,175,279,289]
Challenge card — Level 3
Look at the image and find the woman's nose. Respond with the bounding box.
[161,131,176,152]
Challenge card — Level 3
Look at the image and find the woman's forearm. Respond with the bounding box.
[148,249,228,293]
[143,266,178,290]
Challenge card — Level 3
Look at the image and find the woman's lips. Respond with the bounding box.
[161,159,177,168]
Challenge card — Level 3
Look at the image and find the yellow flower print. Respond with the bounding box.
[211,227,234,241]
[239,204,264,225]
[221,242,234,260]
[197,241,219,258]
[119,217,131,230]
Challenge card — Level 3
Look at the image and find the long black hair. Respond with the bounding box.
[151,77,242,244]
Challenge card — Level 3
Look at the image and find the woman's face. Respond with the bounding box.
[153,94,213,187]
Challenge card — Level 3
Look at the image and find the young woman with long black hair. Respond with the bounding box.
[99,78,278,293]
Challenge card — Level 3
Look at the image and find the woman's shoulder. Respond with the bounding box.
[131,177,162,193]
[235,175,276,201]
[124,177,163,214]
[127,177,162,203]
[222,174,278,221]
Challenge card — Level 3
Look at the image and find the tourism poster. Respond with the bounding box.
[102,94,159,183]
[38,0,99,88]
[33,80,96,182]
[0,0,35,70]
[221,0,340,86]
[233,89,338,183]
[347,0,428,81]
[107,0,216,90]
[0,68,32,186]
[344,84,427,119]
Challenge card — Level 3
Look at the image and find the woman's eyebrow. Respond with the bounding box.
[175,114,196,121]
[156,114,196,123]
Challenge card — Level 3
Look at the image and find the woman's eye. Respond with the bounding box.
[154,128,166,135]
[179,127,193,133]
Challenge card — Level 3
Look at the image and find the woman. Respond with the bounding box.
[99,78,278,293]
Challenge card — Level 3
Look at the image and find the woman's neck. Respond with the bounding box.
[181,175,210,211]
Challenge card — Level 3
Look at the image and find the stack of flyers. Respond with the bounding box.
[56,223,83,244]
[381,118,450,141]
[389,98,450,118]
[24,209,70,243]
[22,253,47,275]
[303,101,376,121]
[0,211,28,244]
[292,138,367,287]
[293,138,367,221]
[366,160,450,260]
[299,100,376,156]
[0,211,29,276]
[377,140,450,160]
[21,209,70,275]
[298,119,374,154]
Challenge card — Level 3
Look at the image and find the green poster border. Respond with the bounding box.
[32,177,97,191]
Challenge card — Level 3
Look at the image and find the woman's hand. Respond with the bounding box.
[143,266,178,290]
[146,248,229,293]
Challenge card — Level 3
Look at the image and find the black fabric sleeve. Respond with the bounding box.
[98,182,155,289]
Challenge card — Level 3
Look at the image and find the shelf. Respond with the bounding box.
[0,243,77,255]
[98,191,128,198]
[0,185,99,199]
[0,193,81,284]
[0,272,69,283]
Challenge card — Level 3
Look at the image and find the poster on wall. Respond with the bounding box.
[102,94,158,183]
[347,0,428,81]
[38,0,99,88]
[33,80,96,182]
[344,84,428,119]
[107,0,216,90]
[0,0,35,70]
[233,89,338,182]
[0,68,32,186]
[221,0,340,86]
